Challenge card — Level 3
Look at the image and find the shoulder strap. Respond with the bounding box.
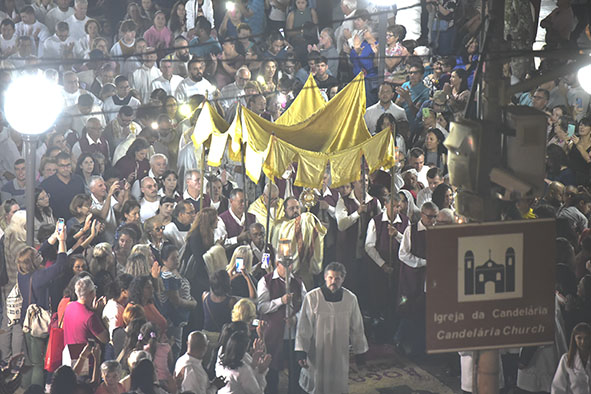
[28,275,33,306]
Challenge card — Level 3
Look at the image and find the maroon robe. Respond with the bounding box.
[261,272,303,370]
[367,212,409,313]
[336,194,380,297]
[78,133,111,166]
[398,222,427,317]
[219,209,256,258]
[186,194,211,212]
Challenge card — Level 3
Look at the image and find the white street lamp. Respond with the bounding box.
[4,74,63,246]
[578,64,591,94]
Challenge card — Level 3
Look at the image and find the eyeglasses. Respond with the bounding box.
[532,96,545,100]
[385,33,394,37]
[154,226,165,231]
[422,213,438,219]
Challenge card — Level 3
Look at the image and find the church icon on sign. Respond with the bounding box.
[457,233,523,303]
[464,248,515,296]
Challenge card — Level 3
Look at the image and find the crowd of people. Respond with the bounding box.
[0,0,589,393]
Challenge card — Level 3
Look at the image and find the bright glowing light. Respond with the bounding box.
[150,121,158,130]
[578,64,591,94]
[226,1,235,11]
[4,74,63,135]
[179,103,192,118]
[256,75,265,84]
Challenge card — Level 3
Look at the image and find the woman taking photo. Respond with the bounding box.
[552,322,591,393]
[17,222,67,387]
[227,246,257,299]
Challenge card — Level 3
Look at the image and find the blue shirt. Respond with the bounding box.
[189,36,222,57]
[244,0,265,38]
[350,40,377,78]
[401,80,430,127]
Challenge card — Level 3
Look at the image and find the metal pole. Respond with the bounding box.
[377,5,388,81]
[476,0,504,392]
[241,143,248,207]
[23,134,38,247]
[263,178,273,250]
[199,148,205,211]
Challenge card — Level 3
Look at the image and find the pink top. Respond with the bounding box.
[153,342,172,381]
[63,301,106,345]
[143,25,173,49]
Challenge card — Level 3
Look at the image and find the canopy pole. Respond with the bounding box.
[357,156,367,252]
[242,142,248,207]
[264,177,273,251]
[199,148,205,212]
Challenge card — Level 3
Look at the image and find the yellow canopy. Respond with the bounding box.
[262,130,397,188]
[274,73,327,126]
[191,73,396,188]
[229,72,371,154]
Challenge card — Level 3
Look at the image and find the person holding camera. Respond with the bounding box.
[256,256,306,394]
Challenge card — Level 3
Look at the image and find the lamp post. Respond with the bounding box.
[371,0,395,79]
[4,74,64,246]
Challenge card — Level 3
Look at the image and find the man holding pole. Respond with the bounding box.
[257,255,306,394]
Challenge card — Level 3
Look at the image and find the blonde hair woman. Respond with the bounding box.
[226,246,257,299]
[4,210,27,292]
[231,298,257,325]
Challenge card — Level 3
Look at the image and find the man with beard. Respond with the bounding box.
[276,197,326,289]
[174,57,215,102]
[164,36,191,78]
[295,262,368,394]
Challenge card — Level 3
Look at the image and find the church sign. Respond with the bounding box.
[425,219,555,353]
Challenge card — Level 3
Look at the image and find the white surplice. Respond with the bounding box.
[294,287,368,394]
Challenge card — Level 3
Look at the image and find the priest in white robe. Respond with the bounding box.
[295,261,368,394]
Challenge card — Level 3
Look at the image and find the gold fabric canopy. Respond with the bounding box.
[192,73,396,188]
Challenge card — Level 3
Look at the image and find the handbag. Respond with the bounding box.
[44,312,65,372]
[22,277,51,338]
[5,282,22,327]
